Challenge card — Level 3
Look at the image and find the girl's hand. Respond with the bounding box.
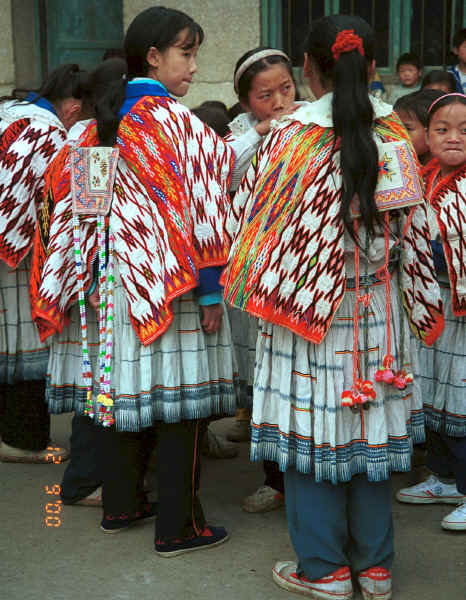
[200,304,223,335]
[88,287,100,313]
[255,105,300,137]
[255,118,273,136]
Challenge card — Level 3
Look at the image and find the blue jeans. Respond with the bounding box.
[285,468,394,580]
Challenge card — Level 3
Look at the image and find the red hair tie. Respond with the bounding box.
[331,29,365,61]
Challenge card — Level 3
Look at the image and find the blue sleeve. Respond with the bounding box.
[195,266,223,302]
[431,240,448,274]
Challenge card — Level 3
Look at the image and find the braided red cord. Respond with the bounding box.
[331,29,365,62]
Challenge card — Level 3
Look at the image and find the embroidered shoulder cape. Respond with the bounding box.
[0,100,67,267]
[31,95,234,345]
[223,103,444,346]
[423,159,466,316]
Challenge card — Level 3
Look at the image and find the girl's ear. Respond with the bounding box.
[146,46,160,69]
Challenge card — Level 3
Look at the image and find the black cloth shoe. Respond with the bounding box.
[155,526,229,557]
[101,501,158,533]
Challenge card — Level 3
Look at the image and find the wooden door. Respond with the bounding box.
[46,0,123,71]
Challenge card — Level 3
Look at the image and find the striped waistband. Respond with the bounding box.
[346,260,397,290]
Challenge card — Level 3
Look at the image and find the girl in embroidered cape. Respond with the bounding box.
[32,7,236,554]
[226,47,306,512]
[397,93,466,532]
[0,64,87,465]
[223,15,444,599]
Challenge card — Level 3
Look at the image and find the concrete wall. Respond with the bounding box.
[0,0,15,95]
[123,0,261,108]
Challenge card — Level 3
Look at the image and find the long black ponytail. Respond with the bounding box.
[305,15,379,240]
[95,6,204,146]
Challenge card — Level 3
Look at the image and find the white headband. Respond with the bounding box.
[234,49,290,94]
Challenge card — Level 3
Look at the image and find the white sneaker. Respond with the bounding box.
[396,475,466,504]
[358,567,392,600]
[441,501,466,531]
[242,485,285,513]
[272,562,353,599]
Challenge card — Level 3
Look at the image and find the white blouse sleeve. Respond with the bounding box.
[228,127,262,191]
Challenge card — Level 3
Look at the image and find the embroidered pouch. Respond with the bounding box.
[351,141,423,216]
[70,147,119,216]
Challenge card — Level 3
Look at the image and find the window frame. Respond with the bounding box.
[261,0,466,75]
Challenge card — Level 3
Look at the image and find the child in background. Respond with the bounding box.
[421,70,457,94]
[394,88,443,164]
[393,88,444,471]
[37,57,129,507]
[0,64,87,464]
[397,93,466,531]
[447,28,466,92]
[387,52,422,105]
[225,47,306,513]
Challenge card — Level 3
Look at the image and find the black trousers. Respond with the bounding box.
[98,419,206,542]
[264,459,285,494]
[0,381,50,450]
[61,416,102,503]
[427,427,466,494]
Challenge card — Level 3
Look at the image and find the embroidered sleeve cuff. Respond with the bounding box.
[198,292,223,306]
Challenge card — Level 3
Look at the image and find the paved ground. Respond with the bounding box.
[1,414,465,600]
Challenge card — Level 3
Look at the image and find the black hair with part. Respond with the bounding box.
[199,100,228,112]
[234,46,293,102]
[81,57,128,117]
[396,52,421,72]
[394,88,444,128]
[192,102,230,138]
[421,70,456,93]
[1,63,88,104]
[453,28,466,49]
[95,6,204,146]
[305,14,379,240]
[426,93,466,128]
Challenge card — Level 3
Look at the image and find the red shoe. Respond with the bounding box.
[272,562,353,599]
[358,567,392,600]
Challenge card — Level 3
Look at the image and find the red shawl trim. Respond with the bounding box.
[422,158,466,316]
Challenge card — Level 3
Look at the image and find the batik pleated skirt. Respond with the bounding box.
[0,258,49,383]
[415,277,466,437]
[46,268,239,432]
[227,306,257,409]
[250,271,423,484]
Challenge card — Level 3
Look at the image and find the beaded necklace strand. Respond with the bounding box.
[70,146,119,427]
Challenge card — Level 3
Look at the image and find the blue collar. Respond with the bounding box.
[25,92,57,116]
[118,80,171,118]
